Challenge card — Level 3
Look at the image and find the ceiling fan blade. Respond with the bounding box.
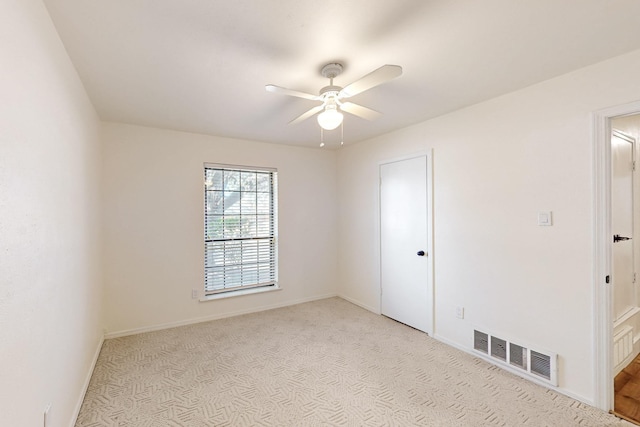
[289,105,324,125]
[339,64,403,98]
[340,102,381,120]
[265,84,319,100]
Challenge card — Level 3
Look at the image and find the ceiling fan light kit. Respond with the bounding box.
[317,102,343,130]
[266,62,402,146]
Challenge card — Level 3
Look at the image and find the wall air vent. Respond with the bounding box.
[509,343,527,370]
[530,350,552,381]
[474,330,489,353]
[473,329,558,386]
[490,336,507,361]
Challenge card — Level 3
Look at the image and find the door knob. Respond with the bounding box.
[614,234,632,242]
[417,250,426,256]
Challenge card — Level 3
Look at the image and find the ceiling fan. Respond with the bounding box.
[265,63,402,132]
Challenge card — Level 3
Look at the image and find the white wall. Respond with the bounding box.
[337,49,640,403]
[0,1,103,426]
[102,123,338,334]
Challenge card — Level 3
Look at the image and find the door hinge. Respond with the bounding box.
[634,273,637,284]
[606,275,610,284]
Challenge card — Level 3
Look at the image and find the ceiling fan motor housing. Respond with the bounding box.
[320,85,342,97]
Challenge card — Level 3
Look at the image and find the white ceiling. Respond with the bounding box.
[43,0,640,148]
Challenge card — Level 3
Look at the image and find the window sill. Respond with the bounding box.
[199,285,281,302]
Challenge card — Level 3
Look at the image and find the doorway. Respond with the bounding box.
[610,118,640,422]
[594,103,640,412]
[379,154,434,335]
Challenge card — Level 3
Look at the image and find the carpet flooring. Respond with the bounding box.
[76,297,631,426]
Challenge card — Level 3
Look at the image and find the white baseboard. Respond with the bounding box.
[105,293,339,339]
[432,333,594,407]
[337,294,380,314]
[70,333,104,427]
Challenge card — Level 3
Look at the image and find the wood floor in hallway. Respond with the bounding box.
[615,353,640,425]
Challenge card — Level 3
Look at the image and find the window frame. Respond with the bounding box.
[203,163,278,298]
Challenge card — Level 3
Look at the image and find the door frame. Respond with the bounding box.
[378,150,434,336]
[594,100,640,410]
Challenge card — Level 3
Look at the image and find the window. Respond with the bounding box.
[204,164,277,296]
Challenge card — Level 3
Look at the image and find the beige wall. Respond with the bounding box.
[336,49,640,403]
[0,0,103,426]
[102,123,338,334]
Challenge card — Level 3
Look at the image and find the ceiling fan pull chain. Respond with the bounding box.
[320,127,325,148]
[341,121,344,146]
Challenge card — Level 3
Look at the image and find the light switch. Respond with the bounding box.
[538,211,552,226]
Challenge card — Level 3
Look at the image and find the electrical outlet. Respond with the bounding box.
[44,404,51,427]
[191,289,198,299]
[456,306,464,319]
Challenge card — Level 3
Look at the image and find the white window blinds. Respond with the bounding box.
[204,165,277,294]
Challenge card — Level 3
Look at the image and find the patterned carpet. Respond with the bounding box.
[76,297,631,426]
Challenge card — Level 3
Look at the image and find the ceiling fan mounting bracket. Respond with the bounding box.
[320,63,343,79]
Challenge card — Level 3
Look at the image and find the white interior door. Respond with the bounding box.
[380,155,431,333]
[612,130,635,321]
